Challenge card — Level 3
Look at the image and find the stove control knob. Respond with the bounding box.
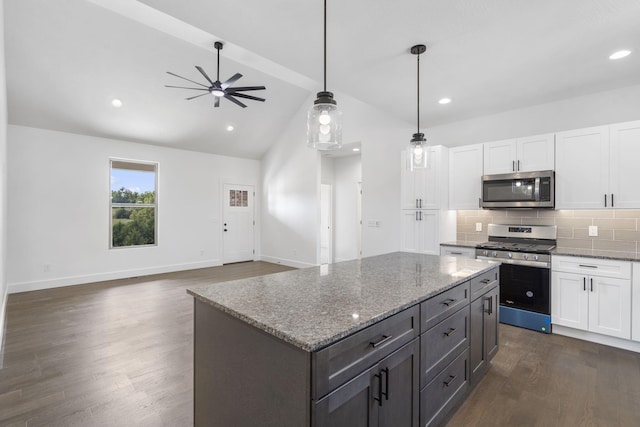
[482,250,488,256]
[508,252,513,259]
[492,251,497,257]
[523,254,529,260]
[534,255,539,261]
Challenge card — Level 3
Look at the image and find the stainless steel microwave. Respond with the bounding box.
[481,170,554,209]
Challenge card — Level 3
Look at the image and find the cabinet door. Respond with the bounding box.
[449,144,483,209]
[378,340,419,427]
[313,365,378,427]
[483,139,516,175]
[516,133,555,172]
[400,151,426,210]
[589,276,631,339]
[484,286,499,362]
[609,120,640,208]
[400,211,422,253]
[469,295,486,384]
[420,211,439,255]
[555,126,609,209]
[633,263,640,342]
[551,272,589,330]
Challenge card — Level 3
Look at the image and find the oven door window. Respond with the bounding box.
[499,263,550,314]
[483,178,536,202]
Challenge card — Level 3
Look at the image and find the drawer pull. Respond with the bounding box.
[450,251,463,255]
[369,335,392,348]
[442,298,456,307]
[579,264,598,268]
[480,278,491,284]
[444,328,457,337]
[443,375,457,387]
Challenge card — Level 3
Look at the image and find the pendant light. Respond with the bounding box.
[307,0,342,150]
[408,44,427,170]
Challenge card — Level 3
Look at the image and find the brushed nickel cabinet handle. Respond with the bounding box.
[370,335,392,348]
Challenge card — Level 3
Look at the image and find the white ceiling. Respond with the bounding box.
[5,0,640,159]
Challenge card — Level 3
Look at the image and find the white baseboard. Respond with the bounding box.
[8,259,223,294]
[553,324,640,353]
[260,255,315,269]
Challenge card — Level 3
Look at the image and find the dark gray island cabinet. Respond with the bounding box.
[188,252,499,427]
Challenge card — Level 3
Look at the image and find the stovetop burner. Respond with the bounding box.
[475,241,556,254]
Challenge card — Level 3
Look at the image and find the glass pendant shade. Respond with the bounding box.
[408,132,428,171]
[307,91,343,150]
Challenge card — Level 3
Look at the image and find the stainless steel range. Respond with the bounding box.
[475,224,557,333]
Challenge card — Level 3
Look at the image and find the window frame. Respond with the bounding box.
[109,158,159,249]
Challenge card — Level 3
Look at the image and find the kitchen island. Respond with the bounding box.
[188,252,500,427]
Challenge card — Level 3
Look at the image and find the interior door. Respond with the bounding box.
[223,184,255,264]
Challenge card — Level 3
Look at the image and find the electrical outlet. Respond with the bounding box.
[476,222,483,232]
[588,225,598,237]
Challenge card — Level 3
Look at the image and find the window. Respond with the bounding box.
[110,160,158,248]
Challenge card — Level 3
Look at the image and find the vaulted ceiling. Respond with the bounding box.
[5,0,640,159]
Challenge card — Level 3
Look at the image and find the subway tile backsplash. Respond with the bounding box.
[456,209,640,254]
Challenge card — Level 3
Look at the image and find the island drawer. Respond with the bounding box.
[420,305,470,387]
[421,282,470,332]
[312,305,420,400]
[470,269,499,301]
[420,348,470,427]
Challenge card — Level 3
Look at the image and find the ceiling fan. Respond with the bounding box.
[166,41,266,108]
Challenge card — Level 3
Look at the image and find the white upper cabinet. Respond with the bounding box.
[555,125,610,209]
[556,121,640,209]
[609,120,640,208]
[401,146,449,210]
[449,144,483,210]
[483,133,555,175]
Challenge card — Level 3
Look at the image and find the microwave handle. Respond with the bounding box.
[534,177,540,201]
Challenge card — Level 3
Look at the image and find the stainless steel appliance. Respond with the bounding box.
[475,224,557,333]
[481,170,554,209]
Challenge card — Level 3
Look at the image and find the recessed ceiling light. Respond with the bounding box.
[226,125,234,132]
[438,98,452,105]
[609,50,631,60]
[111,99,123,108]
[352,148,360,152]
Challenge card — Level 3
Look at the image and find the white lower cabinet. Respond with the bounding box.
[552,256,631,339]
[401,210,438,254]
[633,263,640,342]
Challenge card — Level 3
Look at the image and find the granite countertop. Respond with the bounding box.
[187,252,499,352]
[440,241,479,249]
[552,247,640,262]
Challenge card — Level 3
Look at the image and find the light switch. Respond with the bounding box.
[588,225,598,237]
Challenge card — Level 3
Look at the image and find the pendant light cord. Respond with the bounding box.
[416,53,420,133]
[323,0,327,92]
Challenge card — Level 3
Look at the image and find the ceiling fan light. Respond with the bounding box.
[211,89,225,97]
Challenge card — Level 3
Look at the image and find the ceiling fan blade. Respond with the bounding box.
[229,92,265,102]
[221,73,243,89]
[165,85,209,91]
[227,86,266,92]
[224,94,247,108]
[186,93,211,101]
[166,71,208,88]
[214,97,220,108]
[195,66,215,86]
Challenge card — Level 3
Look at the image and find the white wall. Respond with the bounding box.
[333,155,361,262]
[428,84,640,147]
[260,91,413,267]
[0,0,8,348]
[7,125,260,293]
[260,94,321,268]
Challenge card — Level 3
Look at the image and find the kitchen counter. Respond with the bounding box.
[552,247,640,262]
[188,251,498,351]
[441,241,640,263]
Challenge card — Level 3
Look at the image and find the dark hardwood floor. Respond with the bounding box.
[1,262,639,426]
[0,262,295,426]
